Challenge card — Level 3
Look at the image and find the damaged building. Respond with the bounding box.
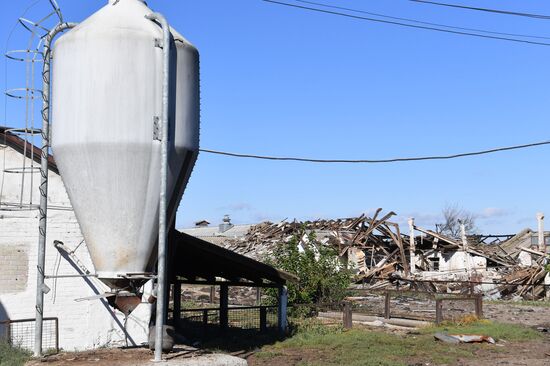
[183,210,550,301]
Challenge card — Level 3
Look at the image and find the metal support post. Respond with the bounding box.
[277,286,288,334]
[35,22,77,357]
[145,12,171,362]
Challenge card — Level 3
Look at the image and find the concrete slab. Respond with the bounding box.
[150,354,247,366]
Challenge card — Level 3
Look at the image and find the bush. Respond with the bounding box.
[265,230,353,308]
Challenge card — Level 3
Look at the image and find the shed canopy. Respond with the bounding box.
[169,229,297,287]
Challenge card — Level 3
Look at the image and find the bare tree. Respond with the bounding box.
[436,204,477,239]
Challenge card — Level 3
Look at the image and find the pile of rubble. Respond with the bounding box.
[216,209,549,301]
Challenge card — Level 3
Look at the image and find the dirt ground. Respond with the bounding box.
[245,336,550,366]
[25,346,209,366]
[29,330,549,366]
[484,302,550,328]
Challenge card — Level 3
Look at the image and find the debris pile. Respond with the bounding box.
[215,209,549,301]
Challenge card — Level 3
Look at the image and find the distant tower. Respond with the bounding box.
[219,214,234,233]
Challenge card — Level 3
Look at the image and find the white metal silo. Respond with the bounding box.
[50,0,199,288]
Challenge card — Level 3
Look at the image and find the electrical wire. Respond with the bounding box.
[295,0,550,40]
[199,140,550,164]
[262,0,550,46]
[410,0,550,20]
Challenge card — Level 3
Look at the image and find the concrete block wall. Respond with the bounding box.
[0,145,150,351]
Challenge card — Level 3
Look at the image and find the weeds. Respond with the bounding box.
[0,342,30,366]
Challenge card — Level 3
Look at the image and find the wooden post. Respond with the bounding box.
[474,295,483,319]
[435,299,443,324]
[342,302,353,329]
[210,285,216,304]
[260,306,267,332]
[384,292,391,319]
[220,284,229,330]
[173,282,181,326]
[408,218,416,274]
[256,287,261,305]
[537,213,545,253]
[460,222,471,272]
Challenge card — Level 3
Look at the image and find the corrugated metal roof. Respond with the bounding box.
[181,223,253,239]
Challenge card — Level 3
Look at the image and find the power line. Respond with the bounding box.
[199,140,550,164]
[295,0,550,40]
[262,0,550,46]
[410,0,550,20]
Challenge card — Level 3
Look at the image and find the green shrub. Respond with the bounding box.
[265,230,353,308]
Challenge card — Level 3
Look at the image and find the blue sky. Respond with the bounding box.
[2,0,549,234]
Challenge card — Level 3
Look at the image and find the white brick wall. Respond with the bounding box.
[0,145,150,351]
[0,244,28,293]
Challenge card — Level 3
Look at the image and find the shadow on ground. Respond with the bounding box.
[176,323,284,354]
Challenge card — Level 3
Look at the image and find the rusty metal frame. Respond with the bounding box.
[0,317,59,353]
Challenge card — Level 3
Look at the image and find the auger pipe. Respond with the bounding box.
[144,12,171,363]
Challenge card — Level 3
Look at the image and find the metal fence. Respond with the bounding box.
[0,317,59,353]
[179,305,278,332]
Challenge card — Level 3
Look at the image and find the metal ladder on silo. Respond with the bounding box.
[0,0,63,212]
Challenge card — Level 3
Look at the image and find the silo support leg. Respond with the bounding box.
[145,11,171,363]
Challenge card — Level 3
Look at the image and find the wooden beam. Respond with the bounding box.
[175,278,281,288]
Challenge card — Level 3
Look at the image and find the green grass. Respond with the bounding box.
[0,342,31,366]
[252,319,542,366]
